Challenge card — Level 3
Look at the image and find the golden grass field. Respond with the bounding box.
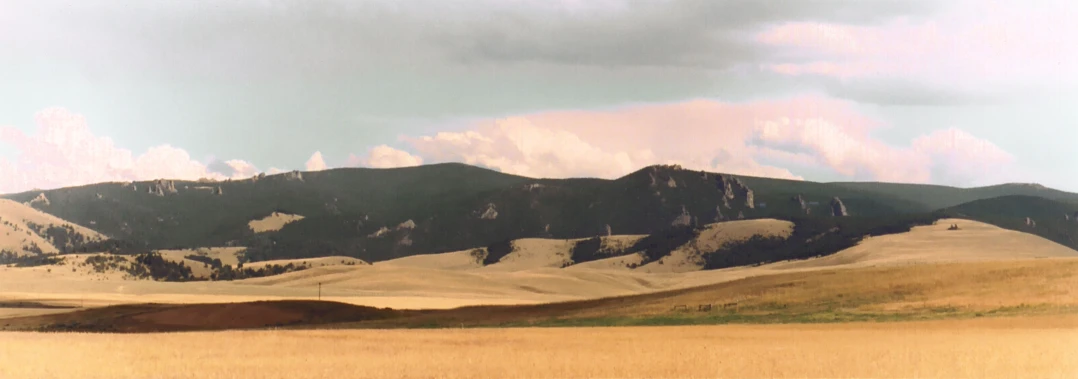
[1,316,1075,379]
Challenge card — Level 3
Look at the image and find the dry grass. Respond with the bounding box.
[247,212,304,233]
[1,316,1074,379]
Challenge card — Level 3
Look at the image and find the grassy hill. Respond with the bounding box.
[939,195,1078,250]
[5,163,1078,263]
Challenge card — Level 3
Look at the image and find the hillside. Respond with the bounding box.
[830,181,1078,210]
[0,199,104,258]
[4,163,1078,263]
[939,195,1078,251]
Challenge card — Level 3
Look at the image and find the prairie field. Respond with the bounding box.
[1,316,1075,379]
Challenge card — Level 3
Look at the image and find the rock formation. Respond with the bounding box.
[716,175,735,200]
[214,186,224,195]
[146,179,178,196]
[605,224,612,237]
[368,226,390,238]
[671,205,692,227]
[667,177,677,188]
[26,193,50,207]
[396,219,416,230]
[1025,217,1036,228]
[737,211,745,220]
[830,197,848,217]
[479,203,498,220]
[284,170,304,181]
[792,195,810,214]
[714,205,725,222]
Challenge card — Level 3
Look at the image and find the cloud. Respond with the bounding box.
[755,2,1078,100]
[408,118,658,179]
[305,151,327,171]
[398,96,1012,186]
[911,128,1018,186]
[348,145,424,169]
[0,108,257,193]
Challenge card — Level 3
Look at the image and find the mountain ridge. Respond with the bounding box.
[4,163,1077,263]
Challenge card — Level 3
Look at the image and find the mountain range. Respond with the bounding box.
[4,163,1078,263]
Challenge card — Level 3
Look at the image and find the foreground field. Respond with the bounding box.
[1,316,1074,379]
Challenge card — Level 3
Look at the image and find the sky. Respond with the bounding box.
[2,0,1077,194]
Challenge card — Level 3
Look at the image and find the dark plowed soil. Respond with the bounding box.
[0,300,407,333]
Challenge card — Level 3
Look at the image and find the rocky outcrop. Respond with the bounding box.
[284,170,304,181]
[742,187,755,209]
[368,226,390,238]
[667,177,678,188]
[26,193,50,207]
[737,211,745,220]
[146,179,178,196]
[396,219,416,230]
[214,186,224,196]
[1025,217,1037,228]
[830,197,848,217]
[605,224,612,237]
[478,203,498,220]
[731,177,754,209]
[714,205,725,222]
[716,175,735,200]
[792,195,809,214]
[715,174,755,208]
[671,205,692,227]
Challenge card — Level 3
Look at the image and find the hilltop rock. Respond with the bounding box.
[830,197,848,217]
[284,170,304,182]
[667,177,678,188]
[146,179,177,196]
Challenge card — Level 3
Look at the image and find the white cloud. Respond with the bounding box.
[305,151,327,171]
[348,145,424,169]
[0,108,232,193]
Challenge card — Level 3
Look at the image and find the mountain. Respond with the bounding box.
[4,163,1078,263]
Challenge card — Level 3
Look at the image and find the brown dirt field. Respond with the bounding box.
[1,316,1074,379]
[0,300,403,333]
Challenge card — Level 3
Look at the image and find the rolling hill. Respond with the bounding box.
[0,199,104,259]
